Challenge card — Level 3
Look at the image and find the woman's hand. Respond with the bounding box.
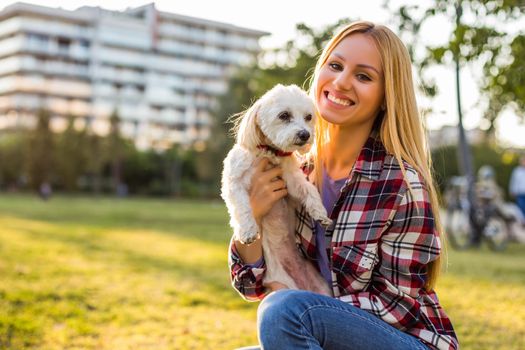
[249,157,288,227]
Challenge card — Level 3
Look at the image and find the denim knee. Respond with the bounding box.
[258,290,298,327]
[257,290,305,342]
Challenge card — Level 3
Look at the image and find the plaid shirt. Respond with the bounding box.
[229,136,459,350]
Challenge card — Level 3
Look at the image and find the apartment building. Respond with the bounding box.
[0,2,268,149]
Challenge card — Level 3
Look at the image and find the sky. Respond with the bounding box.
[2,0,524,147]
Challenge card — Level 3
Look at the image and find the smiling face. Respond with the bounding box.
[316,33,385,130]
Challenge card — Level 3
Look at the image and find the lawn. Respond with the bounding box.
[0,194,523,349]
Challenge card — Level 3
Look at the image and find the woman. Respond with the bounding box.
[229,21,458,350]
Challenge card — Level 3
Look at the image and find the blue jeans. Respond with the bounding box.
[256,290,429,350]
[517,195,525,217]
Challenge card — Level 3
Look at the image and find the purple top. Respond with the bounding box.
[314,166,347,286]
[245,167,346,281]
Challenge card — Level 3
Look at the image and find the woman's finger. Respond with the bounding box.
[262,166,283,182]
[268,179,286,192]
[271,187,288,200]
[254,157,270,172]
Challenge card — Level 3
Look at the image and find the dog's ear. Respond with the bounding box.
[236,99,262,150]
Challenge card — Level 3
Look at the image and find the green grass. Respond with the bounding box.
[0,194,524,349]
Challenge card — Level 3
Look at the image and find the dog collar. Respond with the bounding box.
[257,144,293,157]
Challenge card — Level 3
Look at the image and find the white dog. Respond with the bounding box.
[221,84,332,296]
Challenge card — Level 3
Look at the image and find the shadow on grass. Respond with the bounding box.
[8,219,251,311]
[0,194,232,244]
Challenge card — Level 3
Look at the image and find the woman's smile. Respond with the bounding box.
[323,90,355,108]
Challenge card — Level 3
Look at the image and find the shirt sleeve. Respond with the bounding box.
[337,179,441,331]
[228,237,267,301]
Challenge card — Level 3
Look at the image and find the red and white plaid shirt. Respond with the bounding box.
[229,135,459,350]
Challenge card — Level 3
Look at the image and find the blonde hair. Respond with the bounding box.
[308,21,445,291]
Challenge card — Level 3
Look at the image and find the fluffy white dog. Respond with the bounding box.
[221,84,332,295]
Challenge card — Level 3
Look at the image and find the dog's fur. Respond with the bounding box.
[221,84,332,296]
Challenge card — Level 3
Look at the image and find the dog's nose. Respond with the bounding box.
[297,130,310,142]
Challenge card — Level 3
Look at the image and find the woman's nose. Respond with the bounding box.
[334,72,352,91]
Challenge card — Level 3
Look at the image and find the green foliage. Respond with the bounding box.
[107,109,125,192]
[0,111,210,197]
[27,109,54,189]
[55,118,90,191]
[0,133,27,188]
[121,149,164,195]
[79,132,99,192]
[390,0,525,134]
[485,34,525,130]
[432,142,519,198]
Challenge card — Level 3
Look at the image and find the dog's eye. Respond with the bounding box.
[278,111,291,121]
[305,114,312,122]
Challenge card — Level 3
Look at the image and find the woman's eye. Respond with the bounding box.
[328,62,343,71]
[357,73,371,81]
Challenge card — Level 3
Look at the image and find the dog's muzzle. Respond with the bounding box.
[294,130,310,146]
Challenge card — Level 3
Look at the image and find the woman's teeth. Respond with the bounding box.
[327,92,352,106]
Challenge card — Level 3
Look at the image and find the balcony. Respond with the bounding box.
[98,26,150,51]
[21,37,90,61]
[95,65,144,85]
[17,18,93,40]
[0,93,90,116]
[0,35,23,57]
[0,75,91,98]
[146,87,185,108]
[98,46,147,69]
[11,55,90,78]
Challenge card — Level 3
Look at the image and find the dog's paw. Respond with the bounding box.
[317,216,333,228]
[238,231,260,245]
[309,207,332,228]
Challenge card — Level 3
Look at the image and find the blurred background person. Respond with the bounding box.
[509,155,525,218]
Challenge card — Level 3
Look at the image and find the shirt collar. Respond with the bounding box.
[300,133,387,182]
[352,134,386,181]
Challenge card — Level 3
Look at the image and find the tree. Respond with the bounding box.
[390,0,525,136]
[56,117,89,191]
[27,109,54,190]
[84,120,104,194]
[107,109,125,195]
[0,133,27,189]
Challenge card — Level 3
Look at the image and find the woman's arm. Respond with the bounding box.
[233,157,287,262]
[228,157,288,300]
[229,237,267,301]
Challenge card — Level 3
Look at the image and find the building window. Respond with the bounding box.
[58,37,70,48]
[58,37,70,54]
[79,39,90,48]
[27,33,48,42]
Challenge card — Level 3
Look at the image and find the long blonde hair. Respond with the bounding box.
[308,21,445,291]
